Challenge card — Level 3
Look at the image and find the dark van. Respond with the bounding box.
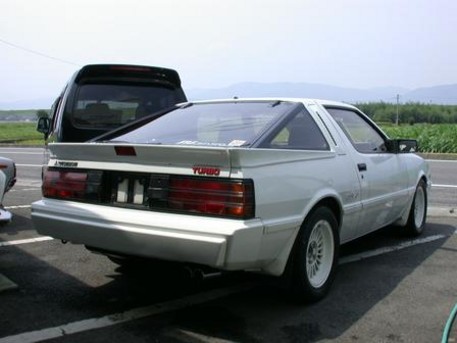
[37,64,187,142]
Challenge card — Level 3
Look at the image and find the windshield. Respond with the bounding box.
[71,83,183,130]
[109,101,295,146]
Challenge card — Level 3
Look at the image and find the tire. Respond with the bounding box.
[288,206,339,303]
[404,179,427,236]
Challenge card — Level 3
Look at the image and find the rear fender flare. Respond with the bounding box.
[261,190,342,276]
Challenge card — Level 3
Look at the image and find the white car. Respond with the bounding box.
[0,156,16,223]
[31,98,430,302]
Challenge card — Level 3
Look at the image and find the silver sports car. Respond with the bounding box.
[32,98,429,302]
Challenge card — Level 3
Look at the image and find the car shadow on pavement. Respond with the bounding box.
[101,222,456,343]
[1,218,456,342]
[0,235,232,339]
[0,212,37,236]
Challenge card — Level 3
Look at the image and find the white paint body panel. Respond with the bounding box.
[31,98,430,276]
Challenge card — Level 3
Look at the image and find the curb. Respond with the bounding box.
[418,153,457,160]
[428,206,457,218]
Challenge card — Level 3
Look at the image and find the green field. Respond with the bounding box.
[380,123,457,153]
[1,121,456,153]
[0,122,44,145]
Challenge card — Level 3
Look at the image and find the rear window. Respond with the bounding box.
[71,83,183,130]
[109,101,295,146]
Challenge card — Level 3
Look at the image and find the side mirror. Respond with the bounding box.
[37,117,50,136]
[398,139,418,153]
[386,139,418,153]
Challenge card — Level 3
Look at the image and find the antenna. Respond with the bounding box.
[396,94,400,125]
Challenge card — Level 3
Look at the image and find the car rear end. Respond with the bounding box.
[31,143,264,270]
[31,99,329,274]
[0,157,16,193]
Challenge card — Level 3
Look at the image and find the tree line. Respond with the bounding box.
[355,102,457,124]
[32,103,457,124]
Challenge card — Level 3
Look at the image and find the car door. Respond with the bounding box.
[325,107,409,236]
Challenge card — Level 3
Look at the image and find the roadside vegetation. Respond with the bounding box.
[380,124,457,153]
[357,102,457,153]
[0,109,46,122]
[0,105,456,153]
[0,122,44,145]
[357,102,457,124]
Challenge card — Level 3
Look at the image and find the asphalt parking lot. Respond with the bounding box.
[0,151,456,343]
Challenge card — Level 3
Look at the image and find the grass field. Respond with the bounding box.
[0,122,44,145]
[1,121,456,153]
[380,123,457,153]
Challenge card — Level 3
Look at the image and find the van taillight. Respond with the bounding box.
[167,177,255,219]
[42,169,103,201]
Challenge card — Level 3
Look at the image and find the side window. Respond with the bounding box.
[325,107,386,153]
[50,95,63,132]
[267,110,329,150]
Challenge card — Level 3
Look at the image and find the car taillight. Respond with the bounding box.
[166,177,255,219]
[42,169,103,201]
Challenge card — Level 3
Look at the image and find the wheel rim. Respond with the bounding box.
[414,186,426,228]
[306,219,334,288]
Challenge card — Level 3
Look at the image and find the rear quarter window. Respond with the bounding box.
[265,109,330,150]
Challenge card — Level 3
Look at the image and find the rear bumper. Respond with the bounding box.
[31,199,265,270]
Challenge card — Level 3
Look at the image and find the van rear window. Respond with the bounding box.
[71,84,182,129]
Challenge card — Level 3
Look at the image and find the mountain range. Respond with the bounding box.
[1,82,456,110]
[186,82,457,105]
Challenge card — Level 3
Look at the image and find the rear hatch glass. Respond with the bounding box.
[109,101,296,147]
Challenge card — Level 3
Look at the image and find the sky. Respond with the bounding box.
[1,0,456,103]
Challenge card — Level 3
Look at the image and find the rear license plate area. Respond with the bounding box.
[111,172,149,207]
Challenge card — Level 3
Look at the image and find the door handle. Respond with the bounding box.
[357,163,367,172]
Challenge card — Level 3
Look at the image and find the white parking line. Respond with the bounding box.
[427,159,457,163]
[0,231,451,341]
[4,205,31,210]
[339,234,447,265]
[15,164,43,168]
[0,283,253,343]
[0,237,53,247]
[9,188,40,192]
[432,184,457,189]
[0,151,45,155]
